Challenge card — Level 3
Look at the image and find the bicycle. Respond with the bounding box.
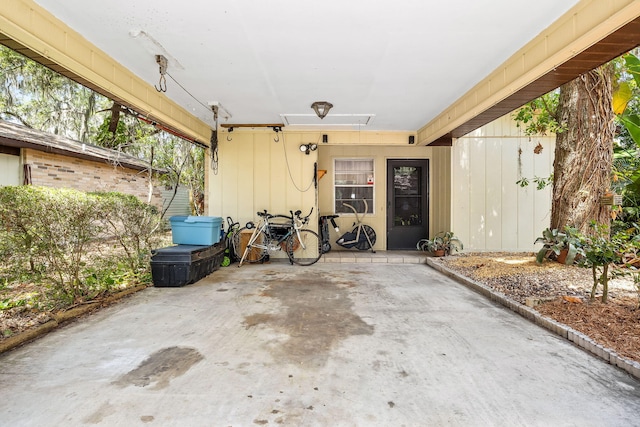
[234,208,322,266]
[220,216,240,267]
[319,214,340,254]
[335,198,376,253]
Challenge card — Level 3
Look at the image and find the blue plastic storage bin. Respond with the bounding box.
[170,216,223,246]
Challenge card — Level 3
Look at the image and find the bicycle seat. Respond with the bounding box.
[257,211,274,219]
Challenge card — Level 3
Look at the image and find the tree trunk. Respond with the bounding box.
[550,65,615,234]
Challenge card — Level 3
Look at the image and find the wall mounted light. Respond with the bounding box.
[311,101,333,119]
[299,143,318,155]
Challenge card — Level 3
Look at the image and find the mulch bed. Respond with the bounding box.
[433,252,640,364]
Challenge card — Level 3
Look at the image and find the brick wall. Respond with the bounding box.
[24,148,163,207]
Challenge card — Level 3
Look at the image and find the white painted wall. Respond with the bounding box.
[0,153,21,186]
[452,113,555,252]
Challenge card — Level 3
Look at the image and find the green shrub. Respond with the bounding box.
[578,222,638,303]
[0,186,163,307]
[92,192,163,273]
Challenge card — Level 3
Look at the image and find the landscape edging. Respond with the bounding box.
[426,258,640,381]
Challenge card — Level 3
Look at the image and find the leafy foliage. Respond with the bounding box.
[92,192,164,272]
[0,45,205,215]
[611,52,640,228]
[534,226,583,265]
[417,231,463,255]
[516,174,554,190]
[576,223,634,303]
[0,46,106,141]
[0,186,163,307]
[535,221,640,303]
[512,91,563,136]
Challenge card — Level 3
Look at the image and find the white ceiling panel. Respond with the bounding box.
[33,0,581,130]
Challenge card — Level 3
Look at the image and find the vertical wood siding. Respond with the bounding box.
[208,131,317,237]
[452,114,555,251]
[209,130,451,251]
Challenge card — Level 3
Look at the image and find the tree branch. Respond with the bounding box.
[0,111,33,127]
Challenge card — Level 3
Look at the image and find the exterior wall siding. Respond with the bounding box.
[208,129,451,252]
[208,130,317,231]
[0,152,21,186]
[452,113,555,252]
[23,148,163,207]
[161,186,192,218]
[317,144,451,250]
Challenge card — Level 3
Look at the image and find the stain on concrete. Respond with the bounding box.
[82,401,115,424]
[140,415,155,423]
[244,313,274,329]
[243,273,374,367]
[113,346,203,390]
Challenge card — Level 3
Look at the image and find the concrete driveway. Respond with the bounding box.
[1,262,639,426]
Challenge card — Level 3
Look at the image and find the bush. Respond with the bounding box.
[577,222,640,303]
[92,192,163,273]
[0,186,162,306]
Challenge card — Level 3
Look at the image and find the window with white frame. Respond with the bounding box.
[334,158,374,214]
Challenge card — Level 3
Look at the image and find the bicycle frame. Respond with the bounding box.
[238,208,319,266]
[336,198,376,253]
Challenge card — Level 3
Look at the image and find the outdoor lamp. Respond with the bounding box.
[311,101,333,119]
[299,143,318,155]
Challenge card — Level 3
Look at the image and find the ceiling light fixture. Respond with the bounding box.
[311,101,333,119]
[299,143,318,155]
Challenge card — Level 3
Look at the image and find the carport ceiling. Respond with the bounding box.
[21,1,624,133]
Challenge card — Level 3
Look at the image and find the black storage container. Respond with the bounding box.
[151,243,225,287]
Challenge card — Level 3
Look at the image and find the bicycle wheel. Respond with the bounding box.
[286,229,321,266]
[355,225,376,250]
[233,227,268,263]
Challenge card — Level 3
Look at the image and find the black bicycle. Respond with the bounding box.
[319,214,340,253]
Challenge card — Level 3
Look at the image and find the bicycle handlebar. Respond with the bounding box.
[256,208,313,223]
[290,207,314,225]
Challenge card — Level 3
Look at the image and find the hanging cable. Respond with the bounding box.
[210,105,219,174]
[166,72,210,111]
[280,132,314,193]
[210,129,219,174]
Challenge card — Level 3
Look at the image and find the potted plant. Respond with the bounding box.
[534,226,583,265]
[417,231,463,256]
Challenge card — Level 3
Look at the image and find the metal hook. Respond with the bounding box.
[154,55,168,92]
[155,74,167,92]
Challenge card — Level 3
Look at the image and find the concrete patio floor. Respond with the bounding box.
[1,261,640,426]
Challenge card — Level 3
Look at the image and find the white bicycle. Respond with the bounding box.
[235,208,321,266]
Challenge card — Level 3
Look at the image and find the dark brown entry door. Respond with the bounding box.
[386,159,429,250]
